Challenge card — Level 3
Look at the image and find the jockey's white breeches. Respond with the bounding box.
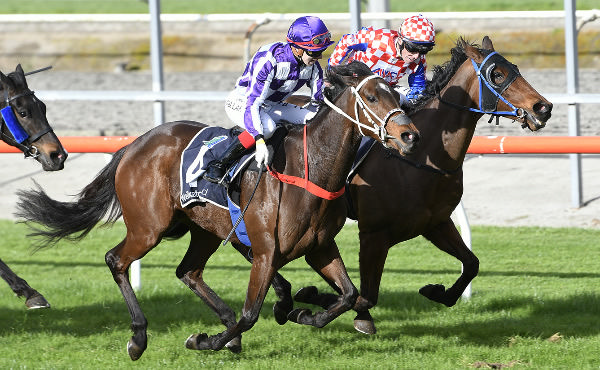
[224,88,318,139]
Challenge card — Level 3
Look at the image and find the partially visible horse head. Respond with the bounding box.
[0,64,67,170]
[460,36,552,131]
[324,61,420,154]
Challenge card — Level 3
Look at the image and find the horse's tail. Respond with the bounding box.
[15,146,127,249]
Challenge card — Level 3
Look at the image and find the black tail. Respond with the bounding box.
[15,147,128,249]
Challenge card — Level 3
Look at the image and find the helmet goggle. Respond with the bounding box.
[304,49,323,58]
[397,38,434,55]
[290,31,332,48]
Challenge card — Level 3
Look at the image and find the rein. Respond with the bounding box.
[268,74,404,200]
[322,74,404,146]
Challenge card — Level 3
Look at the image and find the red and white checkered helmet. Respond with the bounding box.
[399,14,435,46]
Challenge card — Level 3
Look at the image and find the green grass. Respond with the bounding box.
[1,220,599,368]
[1,0,597,14]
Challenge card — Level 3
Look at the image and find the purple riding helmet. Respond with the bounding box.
[286,16,334,52]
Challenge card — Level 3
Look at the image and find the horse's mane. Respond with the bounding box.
[404,37,479,113]
[324,61,374,101]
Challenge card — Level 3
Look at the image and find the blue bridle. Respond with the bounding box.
[0,87,52,157]
[440,50,525,120]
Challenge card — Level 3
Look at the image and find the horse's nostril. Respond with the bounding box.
[401,131,419,144]
[534,101,553,115]
[50,150,67,164]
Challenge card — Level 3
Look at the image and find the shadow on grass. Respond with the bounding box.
[2,286,599,348]
[376,292,600,345]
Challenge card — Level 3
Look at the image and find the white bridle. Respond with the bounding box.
[322,74,406,145]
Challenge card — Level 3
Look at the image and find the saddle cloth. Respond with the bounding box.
[179,126,255,245]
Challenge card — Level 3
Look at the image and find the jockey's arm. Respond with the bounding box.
[245,64,276,138]
[407,63,427,100]
[308,63,326,102]
[328,32,368,67]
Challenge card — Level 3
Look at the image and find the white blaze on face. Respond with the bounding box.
[378,81,393,94]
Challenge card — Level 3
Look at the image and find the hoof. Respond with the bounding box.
[287,308,312,324]
[293,286,319,303]
[354,319,376,335]
[127,339,145,361]
[225,336,242,354]
[25,292,51,309]
[419,284,454,307]
[273,300,293,325]
[185,333,210,350]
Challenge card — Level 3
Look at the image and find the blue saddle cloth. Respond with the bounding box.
[180,126,254,245]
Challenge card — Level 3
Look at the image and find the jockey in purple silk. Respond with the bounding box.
[204,16,334,184]
[328,14,435,105]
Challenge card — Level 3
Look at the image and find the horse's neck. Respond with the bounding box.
[415,67,483,171]
[305,109,361,190]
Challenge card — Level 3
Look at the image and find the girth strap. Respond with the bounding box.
[268,125,345,200]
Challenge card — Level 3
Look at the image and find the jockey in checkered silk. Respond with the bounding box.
[328,14,435,106]
[204,16,334,184]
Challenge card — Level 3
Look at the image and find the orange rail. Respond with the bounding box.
[467,136,600,154]
[0,136,136,153]
[0,135,599,154]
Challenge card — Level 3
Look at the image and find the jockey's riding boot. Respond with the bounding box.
[204,137,247,184]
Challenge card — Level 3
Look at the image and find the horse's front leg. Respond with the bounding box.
[231,243,294,325]
[287,240,358,328]
[420,219,479,306]
[0,259,50,309]
[185,253,275,351]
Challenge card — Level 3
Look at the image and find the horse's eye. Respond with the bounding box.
[19,110,27,118]
[366,95,377,103]
[492,70,505,84]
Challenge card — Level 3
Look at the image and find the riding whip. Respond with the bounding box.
[24,66,53,76]
[222,162,264,246]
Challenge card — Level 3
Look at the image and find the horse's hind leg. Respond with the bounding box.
[288,240,358,328]
[0,259,50,309]
[231,243,293,325]
[176,226,242,353]
[105,228,165,361]
[420,219,479,307]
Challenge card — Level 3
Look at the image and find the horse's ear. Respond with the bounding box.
[482,36,495,51]
[463,42,480,61]
[16,64,24,76]
[0,70,10,89]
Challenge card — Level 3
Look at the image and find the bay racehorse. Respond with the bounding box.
[237,36,553,334]
[0,64,67,309]
[15,62,419,360]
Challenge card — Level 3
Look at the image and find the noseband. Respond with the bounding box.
[438,51,526,122]
[0,88,53,158]
[323,74,406,147]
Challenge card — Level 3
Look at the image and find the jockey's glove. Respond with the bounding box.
[254,138,269,168]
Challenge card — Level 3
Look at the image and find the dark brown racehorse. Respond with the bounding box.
[241,36,553,334]
[0,64,68,309]
[16,62,419,360]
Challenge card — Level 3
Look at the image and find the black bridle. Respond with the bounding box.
[0,87,53,158]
